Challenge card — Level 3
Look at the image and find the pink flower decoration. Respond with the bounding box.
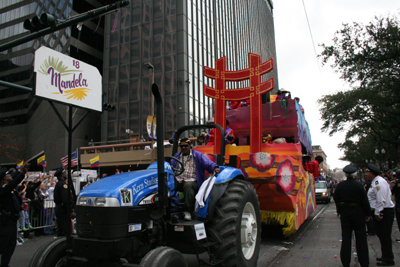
[275,159,296,194]
[249,152,275,172]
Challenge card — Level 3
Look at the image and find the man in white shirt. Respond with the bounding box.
[365,163,395,266]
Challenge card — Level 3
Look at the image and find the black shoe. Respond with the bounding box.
[377,261,395,266]
[376,257,382,261]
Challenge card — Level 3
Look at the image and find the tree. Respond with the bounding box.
[318,14,400,164]
[338,135,377,166]
[0,133,22,162]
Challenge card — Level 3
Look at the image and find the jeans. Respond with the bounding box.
[18,210,30,229]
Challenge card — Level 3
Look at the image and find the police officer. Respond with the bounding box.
[392,170,400,242]
[365,163,395,266]
[334,164,371,267]
[0,162,29,267]
[54,167,72,237]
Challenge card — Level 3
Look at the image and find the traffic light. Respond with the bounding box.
[103,103,115,111]
[23,13,56,33]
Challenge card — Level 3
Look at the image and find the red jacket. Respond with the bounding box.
[304,160,321,178]
[205,128,235,145]
[229,99,250,110]
[229,101,242,110]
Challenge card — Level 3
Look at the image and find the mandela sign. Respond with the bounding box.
[34,46,102,112]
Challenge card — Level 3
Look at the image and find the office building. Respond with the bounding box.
[0,0,104,170]
[0,0,279,171]
[101,0,279,143]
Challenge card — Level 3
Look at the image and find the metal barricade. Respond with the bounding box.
[18,198,56,234]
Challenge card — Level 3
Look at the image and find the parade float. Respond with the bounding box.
[194,53,316,235]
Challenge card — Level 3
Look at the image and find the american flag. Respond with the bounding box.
[61,150,78,168]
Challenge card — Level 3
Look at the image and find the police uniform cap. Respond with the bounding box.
[179,137,191,144]
[343,164,357,174]
[54,167,64,178]
[0,167,7,180]
[366,163,380,175]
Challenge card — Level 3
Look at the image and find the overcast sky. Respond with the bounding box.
[273,0,399,170]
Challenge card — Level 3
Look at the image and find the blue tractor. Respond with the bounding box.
[30,84,261,267]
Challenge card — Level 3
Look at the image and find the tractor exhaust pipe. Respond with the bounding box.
[150,83,166,220]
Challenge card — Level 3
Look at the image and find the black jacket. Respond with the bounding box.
[0,172,25,220]
[25,181,41,201]
[333,178,371,216]
[54,179,71,207]
[392,180,400,207]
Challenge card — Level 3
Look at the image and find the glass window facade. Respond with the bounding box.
[103,0,179,142]
[102,0,278,142]
[0,0,73,125]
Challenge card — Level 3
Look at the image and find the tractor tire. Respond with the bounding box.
[206,179,261,267]
[139,246,188,267]
[29,237,67,267]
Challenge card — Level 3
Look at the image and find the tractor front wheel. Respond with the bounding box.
[29,237,68,267]
[207,179,261,267]
[139,246,187,267]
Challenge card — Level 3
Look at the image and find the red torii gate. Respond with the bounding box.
[204,53,274,154]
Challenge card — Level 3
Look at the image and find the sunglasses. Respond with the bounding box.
[180,145,189,148]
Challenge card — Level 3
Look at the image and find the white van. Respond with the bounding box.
[315,181,331,203]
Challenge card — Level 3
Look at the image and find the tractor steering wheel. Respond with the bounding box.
[164,156,185,176]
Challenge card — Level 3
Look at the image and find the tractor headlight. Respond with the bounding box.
[77,196,120,207]
[78,197,88,205]
[94,197,120,207]
[95,197,106,206]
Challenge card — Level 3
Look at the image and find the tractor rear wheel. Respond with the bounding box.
[206,179,261,267]
[139,246,187,267]
[29,237,67,267]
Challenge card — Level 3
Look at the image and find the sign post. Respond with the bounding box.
[34,47,102,246]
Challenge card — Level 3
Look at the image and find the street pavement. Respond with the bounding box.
[269,202,400,267]
[9,201,400,266]
[10,231,58,266]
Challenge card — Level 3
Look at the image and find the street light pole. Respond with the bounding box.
[375,148,386,170]
[375,149,381,169]
[381,148,386,170]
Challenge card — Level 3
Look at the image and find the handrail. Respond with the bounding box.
[80,141,155,151]
[80,138,200,152]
